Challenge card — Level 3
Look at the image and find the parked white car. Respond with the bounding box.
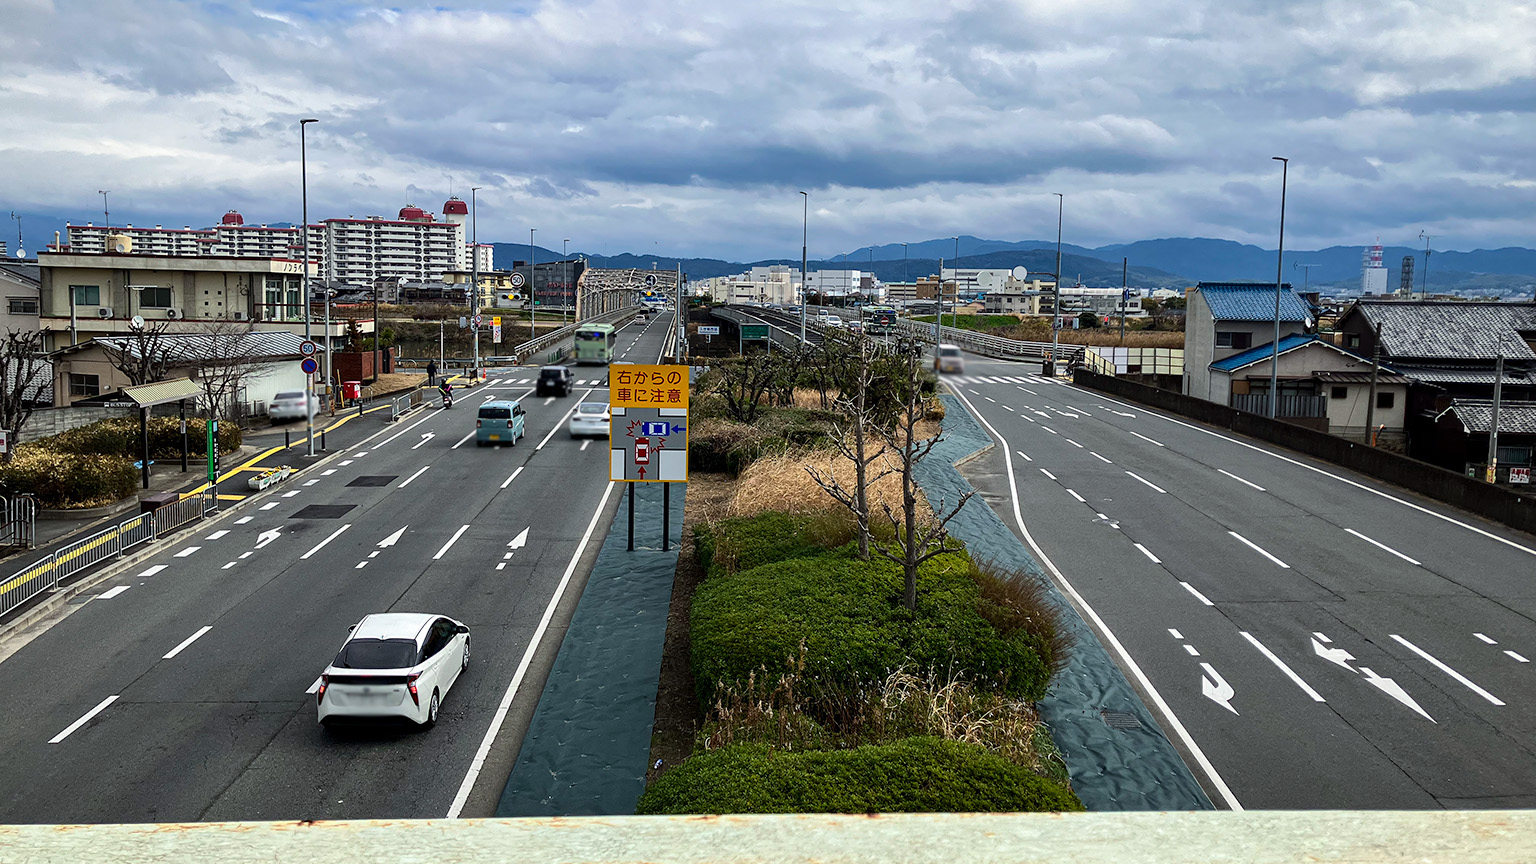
[269,390,317,422]
[317,613,470,729]
[569,401,610,438]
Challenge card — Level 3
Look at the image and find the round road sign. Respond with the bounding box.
[301,357,319,375]
[645,274,658,287]
[299,340,318,357]
[510,272,525,288]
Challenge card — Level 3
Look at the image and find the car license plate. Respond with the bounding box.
[489,434,500,440]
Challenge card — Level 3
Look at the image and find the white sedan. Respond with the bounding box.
[569,401,610,437]
[317,613,470,728]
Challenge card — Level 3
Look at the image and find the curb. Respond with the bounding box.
[0,409,416,641]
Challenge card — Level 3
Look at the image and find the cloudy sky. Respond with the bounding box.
[3,0,1535,260]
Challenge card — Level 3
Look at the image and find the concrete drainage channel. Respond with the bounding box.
[917,394,1213,811]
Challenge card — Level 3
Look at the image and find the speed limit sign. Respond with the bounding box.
[510,272,525,288]
[299,340,318,357]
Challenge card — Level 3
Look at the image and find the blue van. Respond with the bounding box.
[476,399,526,446]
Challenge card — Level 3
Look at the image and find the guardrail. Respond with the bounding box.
[894,319,1087,367]
[0,493,36,549]
[0,491,216,619]
[390,388,426,421]
[510,306,642,365]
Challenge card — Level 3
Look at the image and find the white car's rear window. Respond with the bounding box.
[578,403,608,415]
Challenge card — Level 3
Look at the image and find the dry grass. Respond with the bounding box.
[790,387,838,409]
[970,561,1074,678]
[725,443,938,521]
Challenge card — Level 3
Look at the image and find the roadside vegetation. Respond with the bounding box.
[643,334,1080,814]
[913,312,1185,348]
[0,418,241,509]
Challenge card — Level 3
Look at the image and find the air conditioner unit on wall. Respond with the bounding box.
[232,311,248,321]
[97,307,113,318]
[165,308,183,320]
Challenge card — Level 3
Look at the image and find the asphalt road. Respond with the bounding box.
[941,354,1536,810]
[0,313,673,824]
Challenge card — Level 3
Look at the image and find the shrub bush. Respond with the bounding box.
[0,450,138,509]
[694,511,856,578]
[33,417,241,461]
[690,551,1055,704]
[636,737,1082,814]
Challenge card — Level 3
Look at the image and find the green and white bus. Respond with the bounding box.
[574,323,617,365]
[862,305,898,335]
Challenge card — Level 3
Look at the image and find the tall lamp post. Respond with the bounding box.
[1269,156,1289,420]
[10,211,23,257]
[471,187,482,378]
[299,118,318,457]
[952,236,960,330]
[1051,193,1063,376]
[799,191,808,342]
[1419,230,1433,299]
[900,242,908,285]
[563,239,570,324]
[98,190,110,233]
[528,228,537,353]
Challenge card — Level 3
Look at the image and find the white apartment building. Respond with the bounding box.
[63,198,478,286]
[940,268,1014,294]
[804,269,865,295]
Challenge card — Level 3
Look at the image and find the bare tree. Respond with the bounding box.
[873,337,973,610]
[712,347,785,423]
[189,321,268,420]
[99,321,178,386]
[807,334,894,560]
[0,329,49,457]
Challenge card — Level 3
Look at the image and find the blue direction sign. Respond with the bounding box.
[301,357,319,375]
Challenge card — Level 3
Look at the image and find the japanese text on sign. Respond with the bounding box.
[608,364,689,408]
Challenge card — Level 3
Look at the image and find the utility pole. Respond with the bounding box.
[98,190,110,234]
[1052,193,1063,376]
[528,228,536,359]
[299,118,318,457]
[1364,323,1382,446]
[675,262,684,363]
[1419,231,1433,299]
[1488,345,1506,482]
[1119,258,1128,344]
[1269,156,1289,419]
[471,187,482,378]
[799,191,808,343]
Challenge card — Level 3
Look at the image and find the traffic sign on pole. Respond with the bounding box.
[299,340,317,357]
[301,357,319,375]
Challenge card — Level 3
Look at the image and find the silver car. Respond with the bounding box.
[268,390,317,422]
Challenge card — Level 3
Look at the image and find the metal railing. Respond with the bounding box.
[1231,392,1327,418]
[893,318,1088,366]
[0,493,36,550]
[0,491,216,619]
[510,305,642,365]
[390,388,426,421]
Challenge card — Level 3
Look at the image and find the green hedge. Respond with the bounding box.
[0,450,138,509]
[694,511,856,579]
[690,551,1055,703]
[35,417,241,461]
[636,737,1083,814]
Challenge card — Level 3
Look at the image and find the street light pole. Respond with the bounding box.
[299,118,318,457]
[799,191,808,342]
[98,190,110,234]
[901,242,908,285]
[1488,341,1508,482]
[1419,230,1433,299]
[1269,156,1289,420]
[529,228,536,355]
[563,238,570,325]
[1052,193,1063,376]
[952,236,959,331]
[471,187,481,378]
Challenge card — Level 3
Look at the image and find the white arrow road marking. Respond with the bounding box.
[508,527,530,550]
[411,433,437,450]
[1361,667,1436,722]
[1200,663,1238,714]
[255,529,281,549]
[49,695,119,744]
[1312,635,1357,671]
[1240,632,1326,702]
[378,526,407,548]
[1391,634,1505,706]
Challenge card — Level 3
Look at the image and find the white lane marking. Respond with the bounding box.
[1218,468,1266,491]
[98,585,131,600]
[222,562,237,570]
[1064,438,1084,448]
[260,502,279,511]
[1240,631,1326,702]
[238,552,253,559]
[162,625,212,659]
[968,389,980,395]
[496,562,507,570]
[1180,582,1214,606]
[500,466,525,490]
[1228,531,1290,568]
[377,411,435,447]
[1099,405,1136,418]
[1002,405,1015,412]
[1090,451,1112,463]
[1168,628,1184,639]
[282,491,301,498]
[175,547,200,558]
[369,551,380,558]
[1067,489,1086,503]
[411,433,437,450]
[1022,415,1036,423]
[135,565,167,578]
[451,431,475,449]
[301,524,351,560]
[1041,426,1058,435]
[48,695,119,744]
[354,452,367,458]
[1507,651,1530,663]
[304,479,320,487]
[1313,632,1332,643]
[434,524,471,560]
[1129,430,1165,447]
[1017,386,1039,395]
[340,460,354,466]
[1134,543,1161,564]
[984,396,997,403]
[321,469,337,476]
[1065,383,1536,560]
[355,561,368,569]
[1184,644,1200,656]
[537,390,596,450]
[448,479,620,819]
[1343,528,1422,566]
[1475,633,1497,644]
[1125,471,1167,494]
[205,530,230,540]
[580,439,591,450]
[235,516,253,524]
[1390,634,1505,706]
[1040,468,1057,480]
[1015,450,1033,462]
[306,677,322,695]
[399,466,430,487]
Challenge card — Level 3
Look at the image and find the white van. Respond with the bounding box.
[935,344,965,374]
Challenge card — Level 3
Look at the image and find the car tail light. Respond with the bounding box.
[316,673,329,705]
[406,672,421,705]
[476,419,482,428]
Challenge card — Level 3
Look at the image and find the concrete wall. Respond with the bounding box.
[1076,370,1536,538]
[1184,289,1214,396]
[19,404,134,443]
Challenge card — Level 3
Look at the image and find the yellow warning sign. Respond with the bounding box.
[608,364,689,409]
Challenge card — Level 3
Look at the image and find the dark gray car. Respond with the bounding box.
[536,365,573,396]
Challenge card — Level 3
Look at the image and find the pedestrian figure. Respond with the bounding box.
[426,359,438,387]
